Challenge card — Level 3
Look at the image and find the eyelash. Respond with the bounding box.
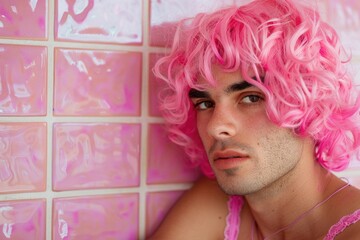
[194,101,214,110]
[193,94,264,110]
[241,95,263,104]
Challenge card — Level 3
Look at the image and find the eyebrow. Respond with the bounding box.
[188,88,210,98]
[188,81,254,99]
[225,81,253,94]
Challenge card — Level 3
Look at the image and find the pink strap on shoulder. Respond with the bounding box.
[224,195,244,240]
[323,209,360,240]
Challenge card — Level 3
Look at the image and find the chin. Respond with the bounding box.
[216,179,251,196]
[216,175,265,196]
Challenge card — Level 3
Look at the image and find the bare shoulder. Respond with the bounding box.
[328,185,360,239]
[334,221,360,240]
[329,209,360,240]
[340,186,360,237]
[148,176,229,240]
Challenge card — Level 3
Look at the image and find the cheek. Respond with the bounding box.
[245,108,269,128]
[196,116,208,141]
[257,127,304,164]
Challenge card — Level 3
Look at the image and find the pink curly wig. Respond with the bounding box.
[154,0,360,178]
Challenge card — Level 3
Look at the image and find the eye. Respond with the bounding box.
[194,100,214,110]
[241,95,263,104]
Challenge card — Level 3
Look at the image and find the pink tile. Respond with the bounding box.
[0,44,47,115]
[348,158,360,171]
[347,175,360,189]
[0,0,47,39]
[55,0,142,44]
[53,48,142,116]
[327,0,360,57]
[0,122,47,193]
[149,0,250,47]
[149,53,165,117]
[53,194,139,240]
[354,64,360,83]
[53,123,140,191]
[147,124,200,184]
[354,63,360,88]
[146,191,184,238]
[0,199,46,239]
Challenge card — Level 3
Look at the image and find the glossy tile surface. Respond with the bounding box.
[53,123,140,191]
[147,124,200,184]
[0,44,47,115]
[0,123,47,193]
[55,0,142,44]
[54,48,142,116]
[348,175,360,189]
[0,199,46,239]
[146,191,184,237]
[354,66,360,90]
[0,1,358,239]
[327,0,360,57]
[149,53,165,117]
[348,157,360,171]
[0,0,47,39]
[53,194,139,239]
[149,0,251,47]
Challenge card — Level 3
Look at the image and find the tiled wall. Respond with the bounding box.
[0,0,359,239]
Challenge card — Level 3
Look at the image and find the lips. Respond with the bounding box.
[212,150,249,170]
[213,150,249,161]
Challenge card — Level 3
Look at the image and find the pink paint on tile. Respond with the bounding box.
[53,194,139,240]
[348,158,360,171]
[0,0,47,39]
[327,0,360,57]
[147,124,200,184]
[149,53,165,117]
[347,175,360,189]
[0,44,47,115]
[53,123,140,191]
[0,199,46,239]
[55,0,142,44]
[53,48,142,116]
[0,122,47,193]
[146,191,185,238]
[149,0,251,47]
[354,63,360,86]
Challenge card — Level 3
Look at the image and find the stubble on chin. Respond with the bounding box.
[214,173,249,196]
[223,168,239,176]
[214,170,267,196]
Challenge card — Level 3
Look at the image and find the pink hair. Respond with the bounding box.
[154,0,360,178]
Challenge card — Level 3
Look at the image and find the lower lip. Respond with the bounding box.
[213,157,248,170]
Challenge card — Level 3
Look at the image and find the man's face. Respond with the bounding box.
[189,66,306,196]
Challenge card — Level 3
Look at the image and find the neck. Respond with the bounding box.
[244,160,345,239]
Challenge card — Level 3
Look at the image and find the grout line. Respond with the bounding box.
[0,38,168,53]
[139,122,148,240]
[0,1,358,240]
[139,0,151,238]
[0,116,164,123]
[0,182,192,200]
[47,0,55,239]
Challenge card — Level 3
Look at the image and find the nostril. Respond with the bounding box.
[210,125,236,139]
[219,131,230,136]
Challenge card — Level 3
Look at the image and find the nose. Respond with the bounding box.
[207,106,237,140]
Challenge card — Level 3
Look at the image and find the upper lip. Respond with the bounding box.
[213,150,249,161]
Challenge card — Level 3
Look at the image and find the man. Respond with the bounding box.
[150,0,360,239]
